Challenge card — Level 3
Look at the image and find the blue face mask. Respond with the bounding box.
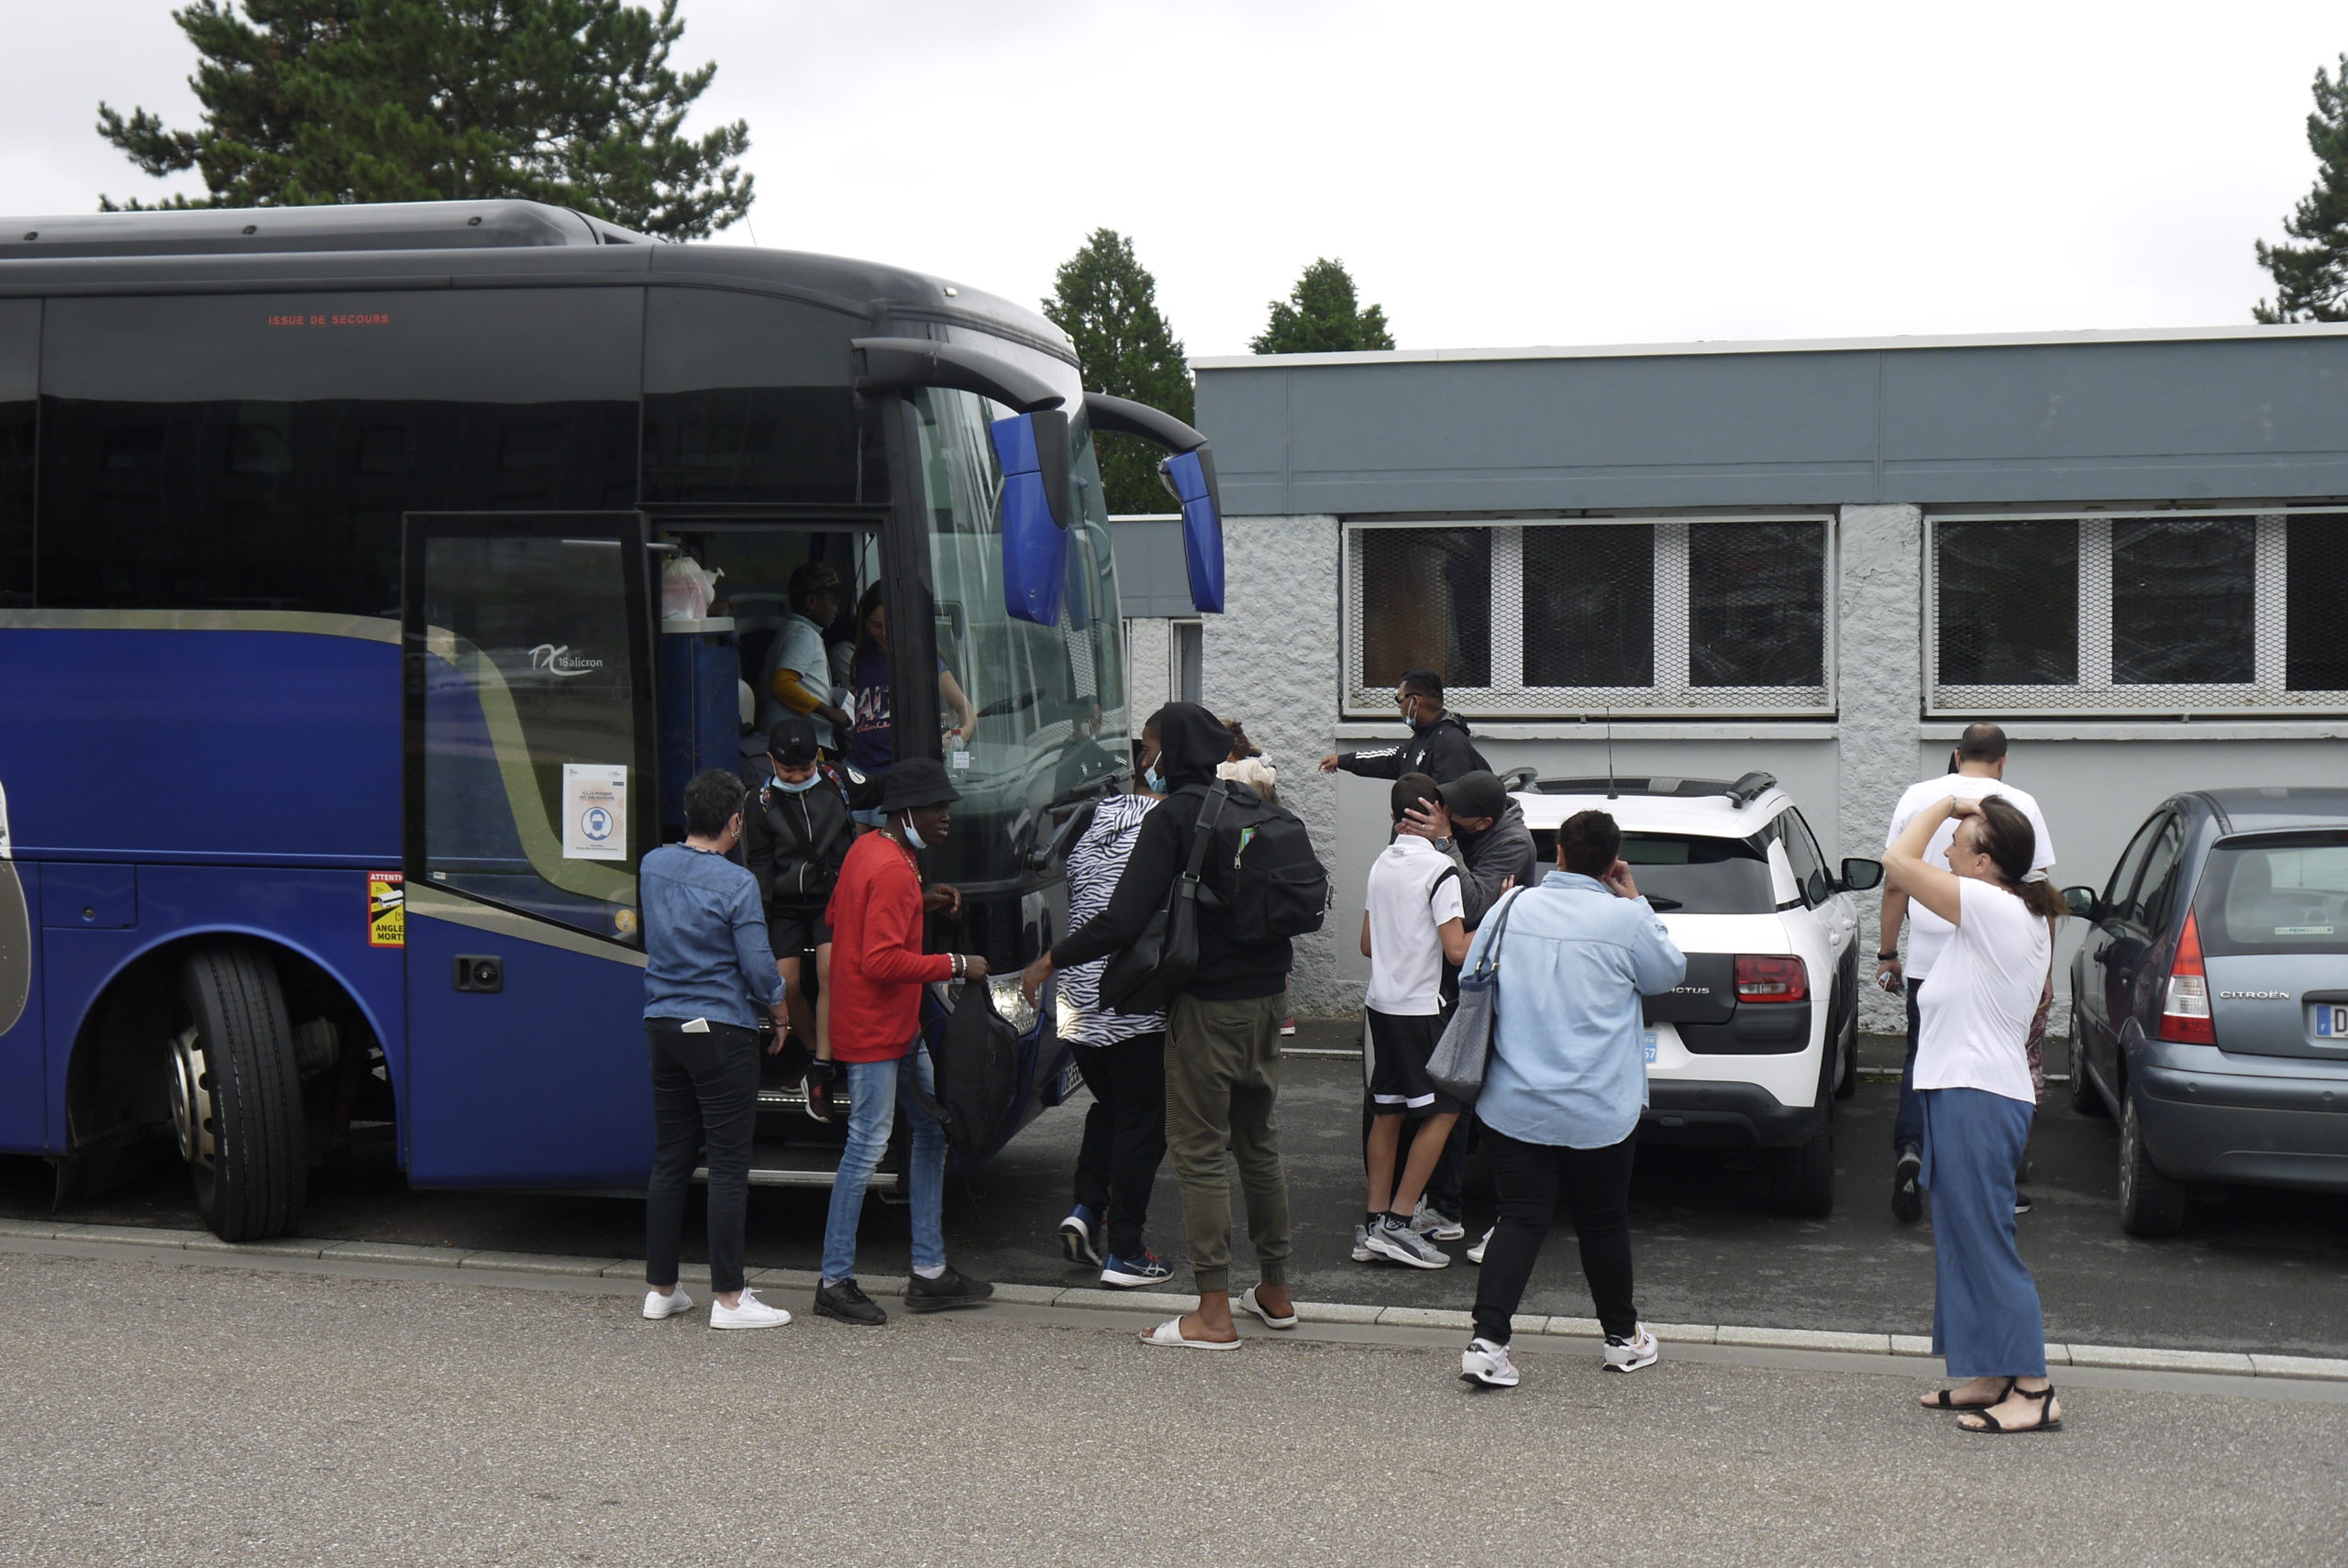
[899,812,928,851]
[771,770,820,794]
[1144,765,1166,793]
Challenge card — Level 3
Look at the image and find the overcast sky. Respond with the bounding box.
[6,1,2346,356]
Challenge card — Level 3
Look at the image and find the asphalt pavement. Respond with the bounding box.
[4,1025,2345,1357]
[0,1251,2342,1568]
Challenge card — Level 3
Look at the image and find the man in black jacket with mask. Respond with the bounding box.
[1022,703,1297,1351]
[1318,668,1488,785]
[742,717,852,1057]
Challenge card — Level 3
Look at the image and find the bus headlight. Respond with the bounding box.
[988,973,1038,1034]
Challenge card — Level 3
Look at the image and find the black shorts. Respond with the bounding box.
[767,907,831,960]
[1367,1008,1460,1116]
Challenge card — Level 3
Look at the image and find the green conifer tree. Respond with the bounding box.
[1250,258,1395,353]
[1043,229,1193,516]
[96,0,752,238]
[2256,53,2348,322]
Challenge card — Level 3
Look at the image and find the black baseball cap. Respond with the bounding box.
[1437,770,1508,821]
[879,756,962,812]
[765,716,820,767]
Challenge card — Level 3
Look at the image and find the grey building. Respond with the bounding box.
[1120,325,2348,1025]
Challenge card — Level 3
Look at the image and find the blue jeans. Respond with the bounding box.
[820,1044,947,1285]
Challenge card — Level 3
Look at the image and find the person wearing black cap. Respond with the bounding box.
[742,717,853,1058]
[812,757,994,1326]
[1316,668,1489,786]
[1021,703,1299,1351]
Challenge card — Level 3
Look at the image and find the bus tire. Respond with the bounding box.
[168,942,306,1241]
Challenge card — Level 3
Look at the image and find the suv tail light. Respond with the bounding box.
[2159,911,2216,1044]
[1734,955,1808,1003]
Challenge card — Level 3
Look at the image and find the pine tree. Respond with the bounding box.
[95,0,752,239]
[1043,229,1193,516]
[2256,54,2348,322]
[1250,258,1395,354]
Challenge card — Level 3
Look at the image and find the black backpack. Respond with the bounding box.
[911,982,1024,1160]
[1192,780,1331,944]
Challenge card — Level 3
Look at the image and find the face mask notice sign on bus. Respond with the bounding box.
[563,764,628,860]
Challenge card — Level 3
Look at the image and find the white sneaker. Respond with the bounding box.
[1351,1223,1375,1264]
[643,1286,694,1320]
[1412,1198,1466,1242]
[710,1287,792,1330]
[1461,1337,1519,1388]
[1603,1324,1659,1373]
[1366,1217,1451,1270]
[1467,1226,1493,1264]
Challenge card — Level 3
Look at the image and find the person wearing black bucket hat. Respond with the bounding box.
[813,756,993,1325]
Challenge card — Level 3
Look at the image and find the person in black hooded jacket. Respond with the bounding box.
[1022,702,1297,1350]
[1317,668,1489,785]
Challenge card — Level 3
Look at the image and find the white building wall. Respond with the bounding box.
[1160,502,2348,1025]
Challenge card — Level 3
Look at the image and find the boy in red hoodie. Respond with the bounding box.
[811,758,995,1326]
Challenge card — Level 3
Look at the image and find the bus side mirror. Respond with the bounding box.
[1839,857,1884,892]
[991,410,1074,626]
[1158,447,1224,613]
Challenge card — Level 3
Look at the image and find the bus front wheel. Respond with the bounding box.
[168,943,307,1241]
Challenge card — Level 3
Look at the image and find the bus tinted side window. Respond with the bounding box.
[0,301,33,608]
[640,288,878,505]
[36,290,640,617]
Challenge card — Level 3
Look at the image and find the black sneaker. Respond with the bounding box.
[905,1265,995,1313]
[2012,1191,2033,1217]
[1892,1147,1923,1223]
[814,1276,888,1326]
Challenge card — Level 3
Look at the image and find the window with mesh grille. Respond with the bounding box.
[1344,519,1833,718]
[1928,512,2348,715]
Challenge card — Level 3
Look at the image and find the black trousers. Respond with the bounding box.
[1071,1032,1168,1261]
[645,1017,760,1295]
[1472,1126,1640,1344]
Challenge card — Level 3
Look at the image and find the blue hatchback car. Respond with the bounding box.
[2064,788,2348,1235]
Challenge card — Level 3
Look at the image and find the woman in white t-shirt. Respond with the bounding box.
[1884,793,2069,1435]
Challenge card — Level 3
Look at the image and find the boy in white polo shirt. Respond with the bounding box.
[1357,773,1474,1268]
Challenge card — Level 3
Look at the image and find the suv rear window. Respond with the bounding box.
[2193,833,2348,955]
[1529,829,1774,914]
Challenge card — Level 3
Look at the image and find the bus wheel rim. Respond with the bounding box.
[167,1025,217,1173]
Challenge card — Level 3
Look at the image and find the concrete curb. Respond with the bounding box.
[6,1219,2344,1384]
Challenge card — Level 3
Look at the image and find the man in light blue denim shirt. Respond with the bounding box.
[639,769,791,1332]
[1460,809,1683,1391]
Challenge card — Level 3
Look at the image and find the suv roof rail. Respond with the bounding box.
[1523,772,1780,807]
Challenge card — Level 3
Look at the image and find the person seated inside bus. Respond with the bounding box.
[1054,695,1124,801]
[758,562,856,755]
[843,581,976,818]
[741,717,854,1059]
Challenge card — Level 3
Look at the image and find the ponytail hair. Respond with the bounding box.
[1976,796,2067,922]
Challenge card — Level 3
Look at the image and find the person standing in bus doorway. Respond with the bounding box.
[1316,668,1489,785]
[1055,722,1174,1290]
[812,758,995,1326]
[1877,723,2055,1223]
[759,562,855,754]
[843,583,978,822]
[742,718,852,1059]
[1021,704,1300,1351]
[640,769,793,1331]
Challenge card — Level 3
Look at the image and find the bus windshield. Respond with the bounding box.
[914,385,1129,891]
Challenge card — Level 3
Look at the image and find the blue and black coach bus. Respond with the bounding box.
[0,201,1224,1239]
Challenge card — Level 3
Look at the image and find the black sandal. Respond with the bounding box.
[1922,1377,2014,1411]
[1959,1384,2063,1434]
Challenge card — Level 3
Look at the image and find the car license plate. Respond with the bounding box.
[1643,1031,1658,1064]
[2318,1004,2348,1039]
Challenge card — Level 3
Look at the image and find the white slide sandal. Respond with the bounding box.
[1240,1286,1298,1331]
[1139,1316,1242,1351]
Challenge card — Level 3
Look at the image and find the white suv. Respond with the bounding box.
[1507,771,1883,1216]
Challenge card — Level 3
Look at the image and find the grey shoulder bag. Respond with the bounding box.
[1425,887,1525,1103]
